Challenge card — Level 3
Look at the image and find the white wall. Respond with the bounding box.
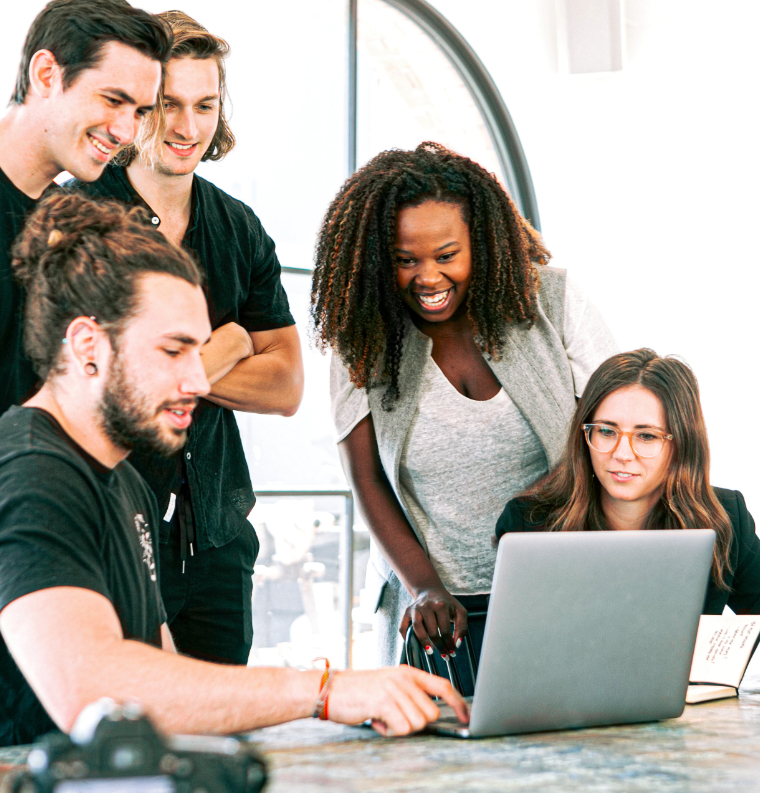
[429,0,759,515]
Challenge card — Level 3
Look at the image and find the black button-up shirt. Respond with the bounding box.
[70,165,295,549]
[0,168,42,417]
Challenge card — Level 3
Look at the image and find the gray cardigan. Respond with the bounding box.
[330,267,605,665]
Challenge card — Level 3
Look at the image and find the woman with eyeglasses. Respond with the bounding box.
[496,348,760,613]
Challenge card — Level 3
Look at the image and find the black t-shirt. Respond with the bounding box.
[496,488,760,615]
[0,167,40,417]
[69,166,295,549]
[0,407,166,746]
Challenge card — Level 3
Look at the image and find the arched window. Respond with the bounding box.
[230,0,539,668]
[354,0,539,227]
[237,0,538,498]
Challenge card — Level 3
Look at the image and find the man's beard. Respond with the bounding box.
[100,354,193,457]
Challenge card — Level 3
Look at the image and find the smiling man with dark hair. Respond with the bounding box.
[0,0,172,419]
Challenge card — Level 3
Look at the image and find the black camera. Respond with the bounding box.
[10,700,267,793]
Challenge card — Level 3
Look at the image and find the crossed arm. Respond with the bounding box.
[0,587,468,736]
[199,322,304,416]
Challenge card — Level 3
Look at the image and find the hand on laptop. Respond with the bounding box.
[328,666,469,735]
[399,587,467,658]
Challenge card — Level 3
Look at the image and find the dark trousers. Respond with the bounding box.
[160,510,260,666]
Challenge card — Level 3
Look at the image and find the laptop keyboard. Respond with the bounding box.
[434,697,473,725]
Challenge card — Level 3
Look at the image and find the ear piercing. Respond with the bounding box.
[62,316,97,344]
[84,362,98,376]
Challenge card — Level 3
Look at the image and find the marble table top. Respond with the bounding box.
[2,696,759,793]
[4,658,760,793]
[247,694,760,793]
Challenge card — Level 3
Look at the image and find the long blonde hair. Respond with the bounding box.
[116,10,235,167]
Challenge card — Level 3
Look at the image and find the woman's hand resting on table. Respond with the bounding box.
[399,587,468,658]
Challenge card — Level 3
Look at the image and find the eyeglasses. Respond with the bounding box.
[582,424,673,458]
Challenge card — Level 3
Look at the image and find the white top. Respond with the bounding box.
[399,358,547,593]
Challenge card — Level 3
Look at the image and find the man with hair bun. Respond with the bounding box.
[72,11,304,667]
[0,0,173,418]
[0,191,468,746]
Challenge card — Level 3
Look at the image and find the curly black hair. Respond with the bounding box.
[311,142,550,408]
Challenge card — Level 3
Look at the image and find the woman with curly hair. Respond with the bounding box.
[312,142,617,668]
[496,349,760,614]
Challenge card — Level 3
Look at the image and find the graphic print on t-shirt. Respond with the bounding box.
[134,514,157,582]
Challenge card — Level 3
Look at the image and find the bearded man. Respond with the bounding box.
[0,191,468,745]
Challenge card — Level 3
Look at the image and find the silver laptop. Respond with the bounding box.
[430,529,715,737]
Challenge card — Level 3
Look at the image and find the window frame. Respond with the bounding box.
[349,0,541,229]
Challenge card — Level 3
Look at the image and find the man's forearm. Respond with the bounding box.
[1,589,319,735]
[205,352,303,414]
[204,325,303,415]
[54,640,469,738]
[67,639,320,735]
[200,322,253,385]
[2,588,469,737]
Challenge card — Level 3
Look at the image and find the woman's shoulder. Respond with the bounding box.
[712,487,753,535]
[711,488,758,565]
[712,487,750,519]
[495,497,545,540]
[536,265,567,287]
[534,266,567,323]
[329,353,370,442]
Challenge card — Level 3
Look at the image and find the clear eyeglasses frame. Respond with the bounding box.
[582,424,674,459]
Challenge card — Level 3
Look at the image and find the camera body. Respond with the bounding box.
[14,700,267,793]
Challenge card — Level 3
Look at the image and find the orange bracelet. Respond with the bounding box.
[314,670,337,720]
[312,658,337,720]
[311,656,330,719]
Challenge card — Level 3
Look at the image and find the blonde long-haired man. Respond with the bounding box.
[71,12,304,666]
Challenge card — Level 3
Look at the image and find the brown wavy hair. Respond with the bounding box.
[311,142,550,408]
[11,191,201,380]
[519,349,734,589]
[116,10,235,167]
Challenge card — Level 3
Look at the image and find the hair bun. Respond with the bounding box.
[10,192,125,288]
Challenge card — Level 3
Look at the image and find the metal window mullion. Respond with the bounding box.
[348,0,358,176]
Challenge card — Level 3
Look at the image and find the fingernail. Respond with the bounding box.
[449,651,456,658]
[441,653,448,660]
[456,638,462,648]
[424,645,433,656]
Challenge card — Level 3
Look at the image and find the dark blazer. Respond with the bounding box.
[496,488,760,615]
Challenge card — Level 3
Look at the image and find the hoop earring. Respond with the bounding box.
[84,362,98,376]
